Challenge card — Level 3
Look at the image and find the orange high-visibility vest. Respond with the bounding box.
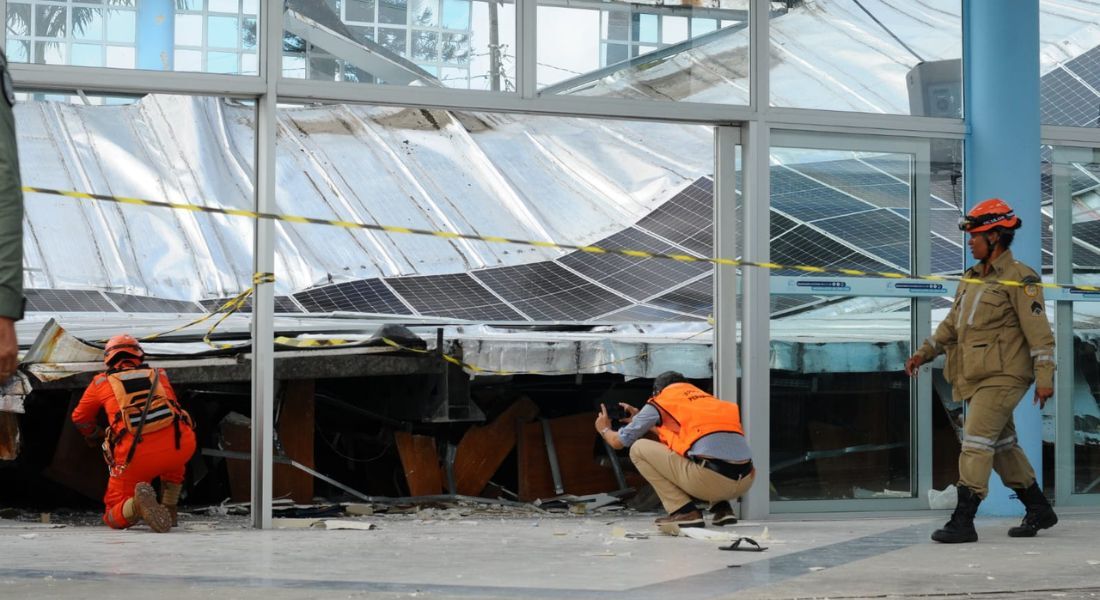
[647,382,744,456]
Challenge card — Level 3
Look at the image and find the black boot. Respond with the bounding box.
[1008,482,1058,538]
[931,485,981,543]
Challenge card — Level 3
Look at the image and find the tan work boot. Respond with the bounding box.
[161,482,183,527]
[133,482,172,533]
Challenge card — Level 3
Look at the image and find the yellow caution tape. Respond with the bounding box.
[23,185,1096,293]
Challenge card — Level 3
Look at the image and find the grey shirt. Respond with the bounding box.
[0,51,23,321]
[615,404,752,462]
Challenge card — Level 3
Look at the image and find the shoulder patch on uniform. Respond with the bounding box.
[1031,300,1044,316]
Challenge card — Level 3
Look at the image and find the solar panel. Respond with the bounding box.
[25,289,118,313]
[385,273,525,321]
[771,167,875,221]
[860,154,910,178]
[293,279,411,314]
[635,177,714,256]
[198,295,303,314]
[105,293,204,313]
[788,160,912,209]
[771,226,858,276]
[1040,67,1100,127]
[472,262,631,321]
[598,304,700,323]
[558,228,710,301]
[1064,45,1100,93]
[1074,242,1100,268]
[770,294,830,316]
[772,213,800,239]
[649,275,712,316]
[931,236,963,274]
[813,209,910,269]
[1074,220,1100,253]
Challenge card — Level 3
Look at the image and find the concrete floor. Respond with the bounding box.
[2,508,1099,600]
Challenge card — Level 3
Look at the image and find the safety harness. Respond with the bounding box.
[103,366,192,476]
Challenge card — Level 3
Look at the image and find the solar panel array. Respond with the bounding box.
[1044,48,1100,127]
[27,45,1100,324]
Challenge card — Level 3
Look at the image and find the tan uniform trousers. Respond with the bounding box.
[959,385,1037,499]
[629,438,755,514]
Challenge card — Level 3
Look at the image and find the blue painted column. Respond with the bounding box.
[137,0,175,71]
[963,0,1041,517]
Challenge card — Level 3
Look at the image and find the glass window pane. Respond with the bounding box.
[175,48,203,71]
[242,17,258,49]
[73,8,105,41]
[35,5,66,37]
[105,9,135,43]
[71,43,102,66]
[104,44,133,68]
[175,14,203,46]
[283,0,506,90]
[767,143,929,501]
[6,40,30,62]
[539,0,749,102]
[770,2,960,115]
[1053,145,1100,495]
[662,16,687,45]
[441,0,468,30]
[411,0,438,27]
[209,0,238,13]
[207,15,239,49]
[206,50,238,73]
[241,52,258,75]
[34,40,65,64]
[346,0,375,22]
[7,3,31,36]
[1040,4,1100,128]
[378,27,406,55]
[690,17,716,36]
[634,13,657,43]
[412,30,438,61]
[243,0,259,16]
[379,0,407,25]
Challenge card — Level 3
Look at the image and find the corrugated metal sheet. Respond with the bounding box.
[18,98,710,301]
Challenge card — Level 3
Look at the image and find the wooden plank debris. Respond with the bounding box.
[394,431,443,496]
[518,413,619,501]
[453,396,539,496]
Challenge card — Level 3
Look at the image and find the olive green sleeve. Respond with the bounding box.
[0,94,24,322]
[1014,275,1055,390]
[916,287,960,361]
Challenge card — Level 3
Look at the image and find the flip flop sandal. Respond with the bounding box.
[719,537,767,552]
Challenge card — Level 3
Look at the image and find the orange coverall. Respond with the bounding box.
[71,369,195,528]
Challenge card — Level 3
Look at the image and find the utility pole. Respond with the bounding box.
[489,0,500,91]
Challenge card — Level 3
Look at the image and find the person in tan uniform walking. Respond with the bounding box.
[906,198,1057,544]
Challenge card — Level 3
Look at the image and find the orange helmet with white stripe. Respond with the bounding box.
[103,334,143,367]
[958,198,1022,233]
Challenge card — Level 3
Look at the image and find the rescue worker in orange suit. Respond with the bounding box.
[72,334,196,533]
[596,371,754,528]
[906,198,1057,544]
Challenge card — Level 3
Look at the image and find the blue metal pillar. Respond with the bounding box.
[137,0,175,71]
[963,0,1041,517]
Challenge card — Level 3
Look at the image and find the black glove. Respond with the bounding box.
[83,426,106,448]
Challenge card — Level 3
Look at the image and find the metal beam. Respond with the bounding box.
[714,126,738,405]
[250,0,281,530]
[8,64,266,98]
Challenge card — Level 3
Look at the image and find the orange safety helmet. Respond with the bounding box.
[103,334,144,366]
[958,198,1022,233]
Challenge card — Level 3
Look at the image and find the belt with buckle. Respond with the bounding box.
[696,458,754,481]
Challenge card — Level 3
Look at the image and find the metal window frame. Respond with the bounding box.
[1051,144,1100,508]
[8,0,1100,526]
[766,129,933,513]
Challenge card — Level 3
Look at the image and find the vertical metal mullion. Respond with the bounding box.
[714,126,738,406]
[516,0,536,98]
[749,0,768,115]
[1052,146,1076,505]
[0,0,8,49]
[737,0,770,520]
[912,142,932,500]
[250,0,279,530]
[740,120,770,520]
